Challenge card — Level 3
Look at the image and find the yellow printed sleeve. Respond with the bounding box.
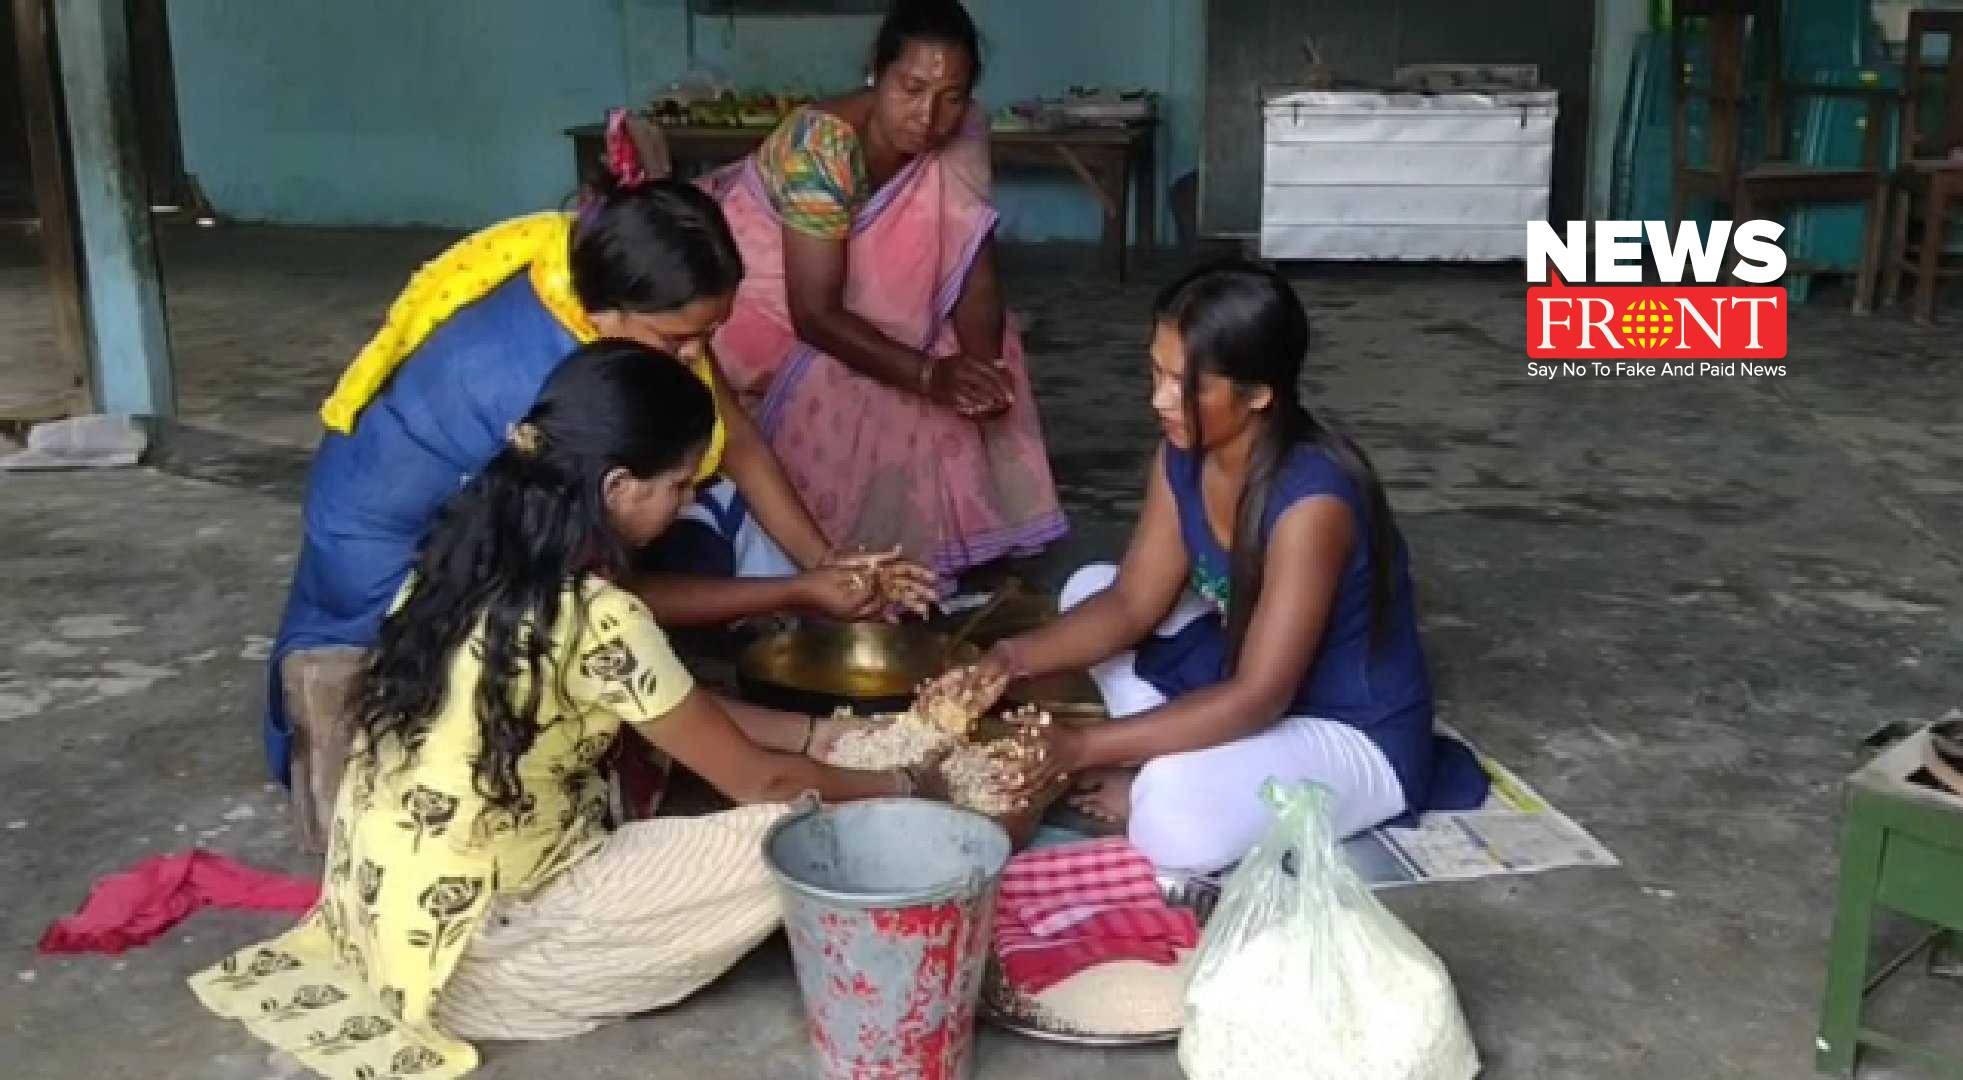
[567,583,696,726]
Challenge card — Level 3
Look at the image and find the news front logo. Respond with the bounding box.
[1525,220,1789,380]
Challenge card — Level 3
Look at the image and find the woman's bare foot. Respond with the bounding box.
[1067,767,1137,828]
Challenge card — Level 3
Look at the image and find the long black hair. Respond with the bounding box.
[572,174,743,315]
[871,0,982,88]
[351,340,717,809]
[1153,262,1403,667]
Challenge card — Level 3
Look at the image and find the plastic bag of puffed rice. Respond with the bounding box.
[1179,782,1479,1080]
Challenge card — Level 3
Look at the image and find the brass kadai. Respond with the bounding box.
[737,622,975,717]
[738,620,1108,724]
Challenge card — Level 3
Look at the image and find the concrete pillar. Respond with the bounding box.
[53,0,175,417]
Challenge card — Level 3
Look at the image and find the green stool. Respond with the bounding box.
[1816,727,1963,1077]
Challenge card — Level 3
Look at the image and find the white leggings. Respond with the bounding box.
[1062,564,1407,873]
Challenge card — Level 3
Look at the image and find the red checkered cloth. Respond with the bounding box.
[999,836,1167,935]
[992,838,1198,994]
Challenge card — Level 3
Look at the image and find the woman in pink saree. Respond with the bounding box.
[704,0,1065,590]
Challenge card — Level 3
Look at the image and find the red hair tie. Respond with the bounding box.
[602,106,674,189]
[604,107,652,189]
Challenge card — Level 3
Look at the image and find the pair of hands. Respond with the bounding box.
[904,650,1083,807]
[924,353,1015,419]
[793,546,938,622]
[800,661,1018,768]
[803,703,1078,812]
[977,704,1081,815]
[964,643,1085,809]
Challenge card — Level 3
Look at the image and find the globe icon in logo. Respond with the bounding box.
[1618,298,1674,350]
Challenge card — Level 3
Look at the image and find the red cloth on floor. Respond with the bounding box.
[992,838,1198,994]
[37,850,320,955]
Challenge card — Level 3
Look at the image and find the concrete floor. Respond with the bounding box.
[2,227,1961,1079]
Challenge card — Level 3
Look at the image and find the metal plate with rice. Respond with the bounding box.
[981,873,1220,1046]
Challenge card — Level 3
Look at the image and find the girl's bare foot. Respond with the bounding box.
[1067,767,1138,828]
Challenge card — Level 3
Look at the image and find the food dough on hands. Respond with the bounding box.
[820,707,958,771]
[817,681,1054,817]
[911,666,1007,738]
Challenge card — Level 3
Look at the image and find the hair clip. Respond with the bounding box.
[508,422,544,457]
[603,107,673,191]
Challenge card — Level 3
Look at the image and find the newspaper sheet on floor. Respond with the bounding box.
[1342,728,1618,888]
[1029,727,1617,889]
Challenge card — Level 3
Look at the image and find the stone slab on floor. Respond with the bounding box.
[3,229,1962,1078]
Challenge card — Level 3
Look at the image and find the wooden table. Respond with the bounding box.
[566,121,1157,281]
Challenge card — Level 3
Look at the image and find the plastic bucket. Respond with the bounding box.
[764,797,1012,1080]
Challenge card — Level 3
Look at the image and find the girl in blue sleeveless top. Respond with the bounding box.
[979,262,1487,872]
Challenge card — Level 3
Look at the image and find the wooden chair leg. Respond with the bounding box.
[1852,182,1891,315]
[1816,809,1886,1078]
[1880,189,1912,310]
[1913,184,1945,324]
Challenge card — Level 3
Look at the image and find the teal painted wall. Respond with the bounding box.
[167,0,1202,242]
[166,0,629,227]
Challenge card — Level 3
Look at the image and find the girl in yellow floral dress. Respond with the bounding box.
[193,340,946,1080]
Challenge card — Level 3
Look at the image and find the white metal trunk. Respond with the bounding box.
[1259,89,1559,262]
